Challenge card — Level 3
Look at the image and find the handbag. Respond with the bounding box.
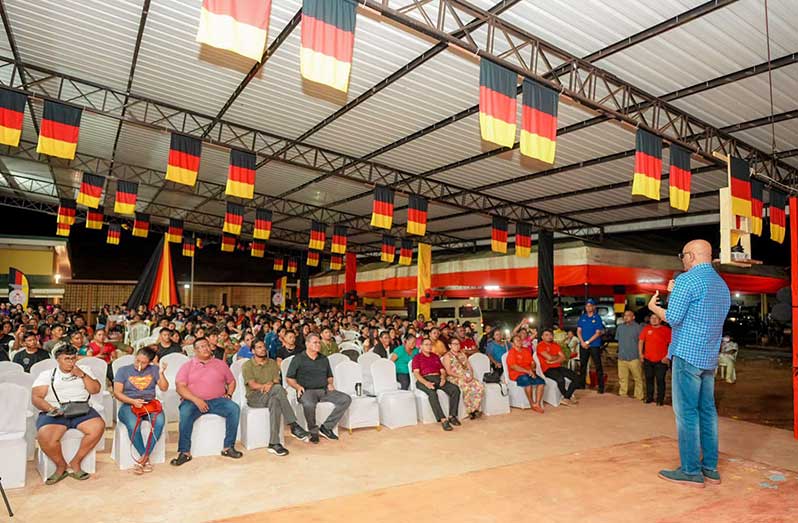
[131,399,162,417]
[131,399,162,464]
[482,369,508,396]
[51,369,91,418]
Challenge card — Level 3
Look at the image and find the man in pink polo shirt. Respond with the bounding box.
[170,337,242,466]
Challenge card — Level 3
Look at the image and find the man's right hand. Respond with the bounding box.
[295,385,305,398]
[194,399,209,413]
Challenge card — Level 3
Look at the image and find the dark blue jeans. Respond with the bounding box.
[118,403,166,457]
[177,398,240,453]
[672,356,718,476]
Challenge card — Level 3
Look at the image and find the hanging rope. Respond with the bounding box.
[763,0,777,156]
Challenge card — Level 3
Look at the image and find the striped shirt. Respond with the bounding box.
[666,263,731,370]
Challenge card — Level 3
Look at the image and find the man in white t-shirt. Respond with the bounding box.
[31,346,105,485]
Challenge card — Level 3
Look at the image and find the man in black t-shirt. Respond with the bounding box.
[155,328,184,360]
[13,331,50,372]
[0,320,14,358]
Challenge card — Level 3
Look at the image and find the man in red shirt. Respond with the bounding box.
[456,326,478,357]
[638,314,672,406]
[537,328,579,405]
[411,338,461,431]
[87,328,117,383]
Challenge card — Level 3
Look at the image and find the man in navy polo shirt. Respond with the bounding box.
[577,299,605,393]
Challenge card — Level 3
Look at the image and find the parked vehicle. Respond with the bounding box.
[430,299,484,338]
[559,302,617,339]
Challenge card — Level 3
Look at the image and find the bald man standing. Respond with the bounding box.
[648,239,730,488]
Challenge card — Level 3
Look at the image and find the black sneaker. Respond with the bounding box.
[319,426,339,440]
[290,423,310,441]
[441,420,453,431]
[309,433,320,444]
[267,444,289,457]
[221,446,243,459]
[448,416,461,426]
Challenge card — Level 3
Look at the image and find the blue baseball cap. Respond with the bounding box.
[585,299,596,305]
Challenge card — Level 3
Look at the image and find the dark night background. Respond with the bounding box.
[0,206,790,281]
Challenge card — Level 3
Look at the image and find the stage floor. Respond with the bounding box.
[6,391,798,523]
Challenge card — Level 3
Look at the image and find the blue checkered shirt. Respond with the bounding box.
[666,263,731,370]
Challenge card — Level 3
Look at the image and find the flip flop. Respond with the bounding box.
[69,470,90,481]
[45,471,69,485]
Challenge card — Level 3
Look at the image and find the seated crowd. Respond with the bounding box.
[0,299,681,484]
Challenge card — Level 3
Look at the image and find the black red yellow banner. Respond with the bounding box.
[166,133,202,187]
[491,216,508,254]
[197,0,272,62]
[182,235,196,257]
[669,144,691,212]
[167,218,184,243]
[407,194,428,236]
[287,257,298,273]
[770,189,786,244]
[331,224,347,254]
[114,180,138,215]
[226,148,256,199]
[76,173,105,209]
[223,201,244,235]
[381,235,395,263]
[133,212,150,238]
[520,79,558,164]
[307,250,320,267]
[300,0,356,93]
[398,239,413,266]
[631,129,662,201]
[330,254,343,271]
[107,223,121,245]
[0,88,26,147]
[86,206,104,230]
[479,59,517,148]
[56,222,71,237]
[37,101,81,159]
[221,234,236,252]
[273,256,284,272]
[57,198,76,225]
[371,185,394,229]
[254,207,272,240]
[308,220,326,251]
[251,240,265,258]
[515,222,532,258]
[729,156,752,218]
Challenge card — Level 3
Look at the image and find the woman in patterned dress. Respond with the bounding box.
[441,338,485,419]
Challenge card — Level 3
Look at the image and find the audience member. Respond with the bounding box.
[441,338,484,419]
[390,333,418,390]
[412,338,461,431]
[506,334,545,413]
[639,315,672,405]
[615,310,644,401]
[13,330,50,372]
[536,329,578,405]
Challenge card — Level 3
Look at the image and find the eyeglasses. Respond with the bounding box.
[677,251,693,260]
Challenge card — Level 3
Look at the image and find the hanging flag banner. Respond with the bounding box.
[308,220,326,250]
[251,239,265,258]
[182,235,196,257]
[133,212,150,238]
[416,243,431,319]
[515,222,532,258]
[631,129,662,201]
[76,173,105,209]
[520,79,558,164]
[86,207,104,230]
[226,148,256,199]
[300,0,357,93]
[381,235,396,263]
[7,267,29,307]
[223,201,244,235]
[668,144,691,211]
[273,256,284,272]
[114,180,138,215]
[770,190,786,244]
[167,218,184,243]
[398,239,413,266]
[729,156,752,218]
[126,236,179,308]
[196,0,272,62]
[407,194,428,236]
[221,234,236,252]
[479,59,517,148]
[307,250,320,267]
[330,253,343,271]
[57,198,77,225]
[36,100,81,159]
[0,88,25,147]
[56,222,71,237]
[371,185,394,229]
[287,257,298,273]
[106,223,121,245]
[491,216,508,254]
[253,207,272,240]
[331,224,347,254]
[166,133,202,187]
[750,179,763,236]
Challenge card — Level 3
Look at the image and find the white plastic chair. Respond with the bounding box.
[469,353,510,416]
[327,353,349,374]
[183,344,195,357]
[127,323,150,346]
[157,353,190,422]
[30,359,58,379]
[370,359,417,429]
[408,361,453,423]
[0,361,24,375]
[111,419,167,470]
[502,352,530,409]
[281,355,339,435]
[134,335,159,350]
[231,359,279,450]
[534,352,565,407]
[341,330,360,341]
[0,383,28,488]
[79,356,113,429]
[111,355,136,422]
[334,361,379,432]
[339,340,363,354]
[8,349,20,362]
[37,429,98,481]
[357,352,381,394]
[1,372,36,460]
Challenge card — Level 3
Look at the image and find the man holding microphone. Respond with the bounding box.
[648,239,730,488]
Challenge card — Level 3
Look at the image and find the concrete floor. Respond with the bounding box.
[6,391,798,523]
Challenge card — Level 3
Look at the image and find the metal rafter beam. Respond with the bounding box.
[0,57,594,237]
[358,0,797,186]
[259,0,521,172]
[0,139,474,250]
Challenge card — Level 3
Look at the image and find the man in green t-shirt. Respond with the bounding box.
[319,327,339,357]
[242,341,310,456]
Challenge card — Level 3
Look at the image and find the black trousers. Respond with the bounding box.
[579,346,604,392]
[644,360,668,403]
[415,375,460,421]
[544,367,578,399]
[397,373,410,391]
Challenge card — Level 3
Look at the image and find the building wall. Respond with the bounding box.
[0,248,54,275]
[63,282,137,313]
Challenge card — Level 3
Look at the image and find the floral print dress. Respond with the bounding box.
[443,351,485,415]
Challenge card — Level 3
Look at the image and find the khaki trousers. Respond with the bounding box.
[618,359,644,400]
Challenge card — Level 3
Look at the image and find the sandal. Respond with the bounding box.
[133,463,144,475]
[45,470,69,485]
[142,461,153,473]
[69,470,91,481]
[170,453,192,467]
